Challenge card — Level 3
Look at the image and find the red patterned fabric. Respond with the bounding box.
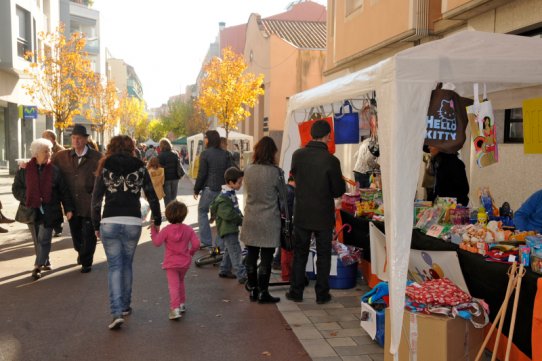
[406,278,471,306]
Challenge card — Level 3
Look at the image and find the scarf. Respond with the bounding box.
[25,158,53,208]
[221,185,240,214]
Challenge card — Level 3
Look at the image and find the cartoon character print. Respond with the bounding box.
[103,166,145,194]
[438,99,455,122]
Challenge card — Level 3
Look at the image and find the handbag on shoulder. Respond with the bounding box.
[15,203,36,224]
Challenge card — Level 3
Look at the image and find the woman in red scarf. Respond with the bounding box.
[12,138,74,280]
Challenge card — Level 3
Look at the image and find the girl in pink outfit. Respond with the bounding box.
[151,200,200,320]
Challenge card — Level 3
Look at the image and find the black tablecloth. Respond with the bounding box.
[341,210,539,359]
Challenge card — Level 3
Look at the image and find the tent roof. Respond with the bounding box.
[187,127,253,141]
[172,136,187,145]
[143,139,159,147]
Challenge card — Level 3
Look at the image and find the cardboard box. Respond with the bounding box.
[384,309,483,361]
[360,302,385,347]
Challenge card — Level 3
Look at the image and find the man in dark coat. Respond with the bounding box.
[427,145,469,206]
[286,120,346,304]
[52,124,103,273]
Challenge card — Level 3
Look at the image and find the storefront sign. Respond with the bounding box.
[18,105,38,119]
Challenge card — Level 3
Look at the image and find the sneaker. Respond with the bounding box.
[31,269,41,281]
[238,277,247,285]
[179,304,186,313]
[285,291,303,302]
[53,232,62,237]
[122,307,132,316]
[40,265,52,271]
[168,308,181,320]
[81,266,92,273]
[218,272,236,279]
[108,317,124,330]
[316,294,332,305]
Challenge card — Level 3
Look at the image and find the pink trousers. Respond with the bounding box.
[166,267,189,309]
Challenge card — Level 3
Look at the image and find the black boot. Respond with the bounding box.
[258,273,280,304]
[246,266,258,302]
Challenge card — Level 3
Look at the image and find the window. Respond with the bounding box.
[16,6,31,58]
[345,0,363,16]
[504,108,524,143]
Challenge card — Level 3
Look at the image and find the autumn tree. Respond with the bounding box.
[118,94,148,139]
[86,76,119,146]
[24,24,95,138]
[186,102,211,136]
[159,97,194,138]
[196,47,264,139]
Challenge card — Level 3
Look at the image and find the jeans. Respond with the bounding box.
[219,233,246,279]
[163,179,179,207]
[353,171,371,188]
[28,222,53,267]
[289,226,333,300]
[68,216,97,268]
[166,267,189,309]
[100,223,142,317]
[197,188,219,247]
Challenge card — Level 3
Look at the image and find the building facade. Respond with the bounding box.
[326,0,542,210]
[0,0,60,174]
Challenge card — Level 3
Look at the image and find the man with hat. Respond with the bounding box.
[52,124,103,273]
[286,120,345,304]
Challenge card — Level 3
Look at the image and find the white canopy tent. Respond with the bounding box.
[142,139,159,147]
[186,127,254,176]
[279,31,542,357]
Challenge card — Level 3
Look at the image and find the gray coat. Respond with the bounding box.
[240,164,282,249]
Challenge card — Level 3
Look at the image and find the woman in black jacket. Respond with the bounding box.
[12,138,74,280]
[91,135,161,330]
[158,138,182,207]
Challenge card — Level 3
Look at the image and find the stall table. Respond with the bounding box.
[340,210,542,360]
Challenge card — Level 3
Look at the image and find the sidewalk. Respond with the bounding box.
[0,169,384,361]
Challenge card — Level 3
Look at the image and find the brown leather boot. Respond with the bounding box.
[0,212,14,224]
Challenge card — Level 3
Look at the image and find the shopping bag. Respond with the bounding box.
[334,101,360,144]
[424,83,473,154]
[467,83,498,167]
[298,115,335,154]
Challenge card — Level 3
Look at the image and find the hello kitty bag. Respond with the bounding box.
[424,83,473,154]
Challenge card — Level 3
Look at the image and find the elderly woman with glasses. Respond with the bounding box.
[12,138,74,280]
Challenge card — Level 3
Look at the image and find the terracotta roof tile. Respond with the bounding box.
[260,19,326,49]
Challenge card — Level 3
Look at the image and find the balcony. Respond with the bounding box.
[17,37,30,59]
[85,38,99,54]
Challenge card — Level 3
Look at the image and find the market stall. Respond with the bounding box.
[279,30,542,358]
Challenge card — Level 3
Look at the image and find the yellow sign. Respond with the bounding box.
[522,98,542,154]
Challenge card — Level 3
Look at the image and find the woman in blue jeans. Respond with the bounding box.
[91,135,161,330]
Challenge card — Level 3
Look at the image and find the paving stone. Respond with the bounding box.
[334,296,362,307]
[308,314,358,323]
[352,335,376,345]
[369,353,384,361]
[282,311,312,325]
[314,322,341,331]
[300,339,338,358]
[276,302,301,311]
[339,320,363,329]
[303,309,329,317]
[291,324,324,340]
[335,344,384,356]
[322,328,365,338]
[312,357,342,361]
[326,307,361,315]
[341,356,373,361]
[327,337,357,347]
[300,303,344,310]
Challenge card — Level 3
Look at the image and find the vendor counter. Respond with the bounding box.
[340,210,542,361]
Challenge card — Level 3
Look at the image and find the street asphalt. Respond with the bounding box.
[0,171,310,361]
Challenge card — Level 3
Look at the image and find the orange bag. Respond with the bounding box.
[298,116,335,154]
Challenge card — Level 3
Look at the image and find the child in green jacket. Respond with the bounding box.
[210,167,246,283]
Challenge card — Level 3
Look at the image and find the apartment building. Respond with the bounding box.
[0,0,60,174]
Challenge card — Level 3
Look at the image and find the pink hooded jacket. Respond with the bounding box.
[151,224,200,269]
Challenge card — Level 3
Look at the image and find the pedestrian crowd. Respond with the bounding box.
[6,120,346,331]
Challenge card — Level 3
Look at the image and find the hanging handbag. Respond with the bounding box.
[424,83,473,154]
[298,107,336,153]
[467,83,498,168]
[277,168,294,251]
[176,155,185,178]
[334,101,360,144]
[15,202,36,224]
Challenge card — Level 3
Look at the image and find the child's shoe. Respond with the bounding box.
[179,304,186,313]
[168,308,181,320]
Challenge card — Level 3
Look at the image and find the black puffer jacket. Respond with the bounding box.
[291,141,345,230]
[194,147,234,194]
[158,150,181,181]
[12,164,74,228]
[91,153,161,230]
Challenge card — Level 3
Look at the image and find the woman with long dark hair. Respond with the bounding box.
[12,138,74,280]
[193,130,234,248]
[91,135,161,330]
[240,136,286,303]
